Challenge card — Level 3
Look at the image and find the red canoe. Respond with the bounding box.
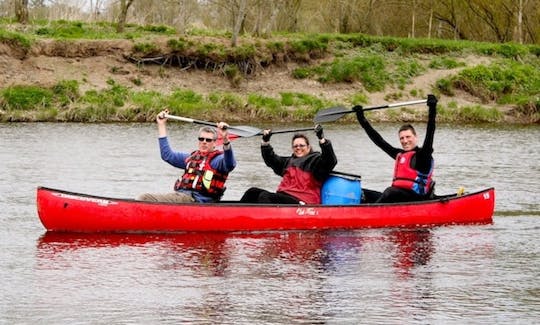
[36,186,495,233]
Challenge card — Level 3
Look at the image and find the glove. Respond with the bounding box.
[262,130,272,142]
[314,124,324,139]
[353,105,365,122]
[427,94,438,108]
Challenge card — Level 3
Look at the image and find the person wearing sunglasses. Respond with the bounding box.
[353,94,438,203]
[137,109,236,203]
[240,124,337,204]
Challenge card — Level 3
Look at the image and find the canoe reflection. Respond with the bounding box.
[389,229,433,278]
[36,229,434,276]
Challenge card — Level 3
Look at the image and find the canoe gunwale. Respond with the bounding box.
[36,185,490,207]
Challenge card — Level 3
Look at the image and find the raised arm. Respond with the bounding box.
[354,106,401,159]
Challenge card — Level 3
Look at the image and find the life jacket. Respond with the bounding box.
[174,150,228,199]
[392,151,434,195]
[277,154,324,204]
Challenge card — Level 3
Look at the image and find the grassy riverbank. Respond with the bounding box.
[0,20,538,124]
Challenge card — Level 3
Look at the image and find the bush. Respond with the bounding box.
[0,85,53,110]
[52,80,80,106]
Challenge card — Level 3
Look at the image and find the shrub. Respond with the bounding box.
[0,85,53,110]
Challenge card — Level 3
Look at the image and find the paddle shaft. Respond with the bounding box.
[336,99,428,116]
[164,114,215,127]
[314,99,428,123]
[164,114,314,137]
[362,99,427,112]
[269,127,314,135]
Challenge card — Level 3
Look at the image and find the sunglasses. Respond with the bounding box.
[292,144,307,149]
[198,137,215,143]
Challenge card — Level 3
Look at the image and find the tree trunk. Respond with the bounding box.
[517,0,523,44]
[428,0,433,38]
[411,0,416,38]
[15,0,29,24]
[116,0,135,33]
[231,0,247,47]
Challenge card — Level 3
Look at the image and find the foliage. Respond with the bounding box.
[289,36,329,57]
[133,42,159,55]
[298,52,389,92]
[437,104,503,123]
[451,60,539,114]
[0,28,32,48]
[35,20,86,38]
[224,64,242,88]
[0,85,53,110]
[0,19,539,123]
[391,58,426,90]
[279,92,325,109]
[138,24,176,34]
[52,80,80,106]
[167,37,190,51]
[429,57,465,69]
[81,79,129,108]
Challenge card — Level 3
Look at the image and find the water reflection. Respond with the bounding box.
[36,229,435,278]
[31,229,521,323]
[389,229,434,278]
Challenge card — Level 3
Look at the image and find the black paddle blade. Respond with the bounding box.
[227,125,263,137]
[313,106,352,123]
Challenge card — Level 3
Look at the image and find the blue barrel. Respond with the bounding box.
[321,174,362,205]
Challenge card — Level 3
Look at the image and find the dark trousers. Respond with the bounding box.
[376,186,425,203]
[240,187,300,204]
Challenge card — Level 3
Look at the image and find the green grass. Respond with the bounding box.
[0,85,53,110]
[438,103,503,123]
[1,19,539,123]
[449,60,539,116]
[0,28,33,49]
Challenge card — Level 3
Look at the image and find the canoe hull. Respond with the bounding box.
[36,186,495,232]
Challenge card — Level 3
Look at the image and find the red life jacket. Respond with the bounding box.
[277,166,323,204]
[392,151,434,195]
[174,150,228,199]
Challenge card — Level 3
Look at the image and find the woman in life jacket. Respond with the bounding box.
[354,95,438,203]
[137,110,236,203]
[240,124,337,204]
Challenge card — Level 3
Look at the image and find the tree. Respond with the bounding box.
[204,0,248,47]
[14,0,29,24]
[231,0,247,46]
[466,0,513,42]
[431,0,468,40]
[116,0,135,33]
[89,0,106,21]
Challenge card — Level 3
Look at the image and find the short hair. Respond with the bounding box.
[291,133,310,146]
[199,126,218,140]
[398,124,416,136]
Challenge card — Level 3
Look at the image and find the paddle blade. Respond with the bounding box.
[227,125,262,137]
[313,106,351,123]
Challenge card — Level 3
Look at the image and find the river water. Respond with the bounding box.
[1,122,539,324]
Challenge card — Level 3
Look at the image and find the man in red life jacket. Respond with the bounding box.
[354,95,438,203]
[137,109,236,203]
[239,124,337,204]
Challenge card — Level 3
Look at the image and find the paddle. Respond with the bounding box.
[164,114,261,137]
[314,99,427,123]
[164,114,314,138]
